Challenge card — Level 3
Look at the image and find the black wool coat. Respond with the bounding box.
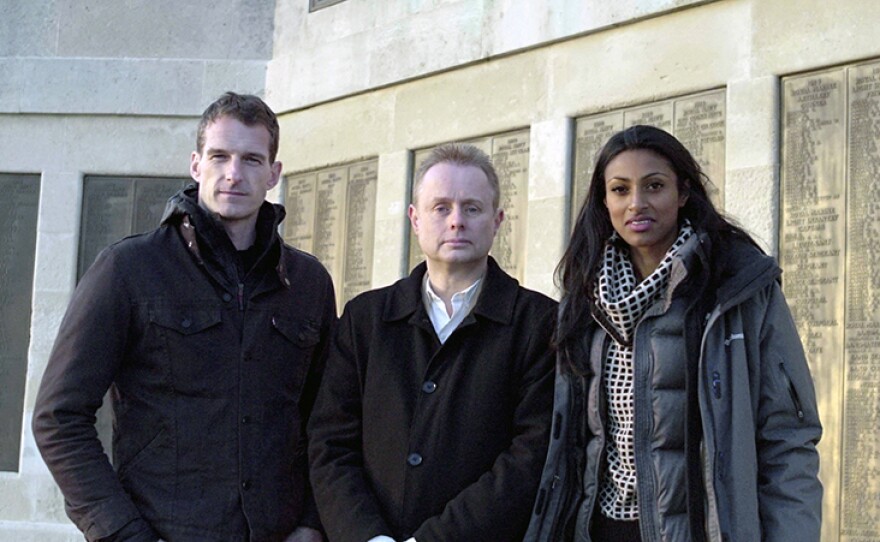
[309,258,557,542]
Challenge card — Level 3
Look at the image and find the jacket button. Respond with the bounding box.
[407,453,423,467]
[241,416,251,424]
[181,318,191,328]
[222,293,233,302]
[241,480,251,490]
[421,381,437,394]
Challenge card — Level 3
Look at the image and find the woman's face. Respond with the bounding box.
[603,149,688,274]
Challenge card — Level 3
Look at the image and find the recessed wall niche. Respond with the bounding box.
[781,58,880,542]
[282,159,378,309]
[0,174,40,472]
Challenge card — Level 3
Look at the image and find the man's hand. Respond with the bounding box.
[284,526,323,542]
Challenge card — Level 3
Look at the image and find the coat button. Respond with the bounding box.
[241,480,251,490]
[421,381,437,394]
[181,318,191,328]
[241,416,251,424]
[407,453,423,467]
[222,293,233,302]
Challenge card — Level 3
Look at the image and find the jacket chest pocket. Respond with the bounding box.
[148,303,227,395]
[260,314,322,401]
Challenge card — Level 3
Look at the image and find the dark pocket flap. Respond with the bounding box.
[150,305,222,335]
[272,316,321,348]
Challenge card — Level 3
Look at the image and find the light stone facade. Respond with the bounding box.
[2,0,878,540]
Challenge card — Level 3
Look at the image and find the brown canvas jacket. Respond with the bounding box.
[33,186,336,542]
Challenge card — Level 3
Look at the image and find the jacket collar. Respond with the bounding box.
[161,183,292,289]
[383,256,520,326]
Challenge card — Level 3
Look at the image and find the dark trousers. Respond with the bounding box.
[590,512,641,541]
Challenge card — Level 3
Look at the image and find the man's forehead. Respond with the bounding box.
[202,118,271,153]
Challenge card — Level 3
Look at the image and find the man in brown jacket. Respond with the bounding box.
[309,143,557,542]
[33,93,334,542]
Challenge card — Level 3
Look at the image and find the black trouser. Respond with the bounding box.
[590,511,641,541]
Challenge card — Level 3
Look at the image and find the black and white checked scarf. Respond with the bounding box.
[594,221,694,521]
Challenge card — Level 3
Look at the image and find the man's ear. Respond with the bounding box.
[408,204,419,234]
[268,160,282,190]
[494,208,505,234]
[190,151,201,183]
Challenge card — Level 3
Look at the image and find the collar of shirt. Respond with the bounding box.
[422,273,483,344]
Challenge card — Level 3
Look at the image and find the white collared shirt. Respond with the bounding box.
[422,273,483,344]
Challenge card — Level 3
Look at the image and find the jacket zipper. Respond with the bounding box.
[778,362,805,421]
[238,282,245,311]
[711,371,722,399]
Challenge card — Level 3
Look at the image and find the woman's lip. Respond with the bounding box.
[627,218,653,232]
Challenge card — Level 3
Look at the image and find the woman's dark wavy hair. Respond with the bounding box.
[555,124,756,371]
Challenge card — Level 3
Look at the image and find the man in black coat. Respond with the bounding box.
[309,143,557,542]
[33,93,334,542]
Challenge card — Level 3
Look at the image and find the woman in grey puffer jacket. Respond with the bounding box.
[525,125,822,542]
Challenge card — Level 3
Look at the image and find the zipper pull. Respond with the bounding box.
[712,371,722,399]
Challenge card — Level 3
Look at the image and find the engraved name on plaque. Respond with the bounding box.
[0,174,40,472]
[572,113,624,215]
[343,162,378,304]
[491,133,529,280]
[407,130,530,281]
[282,159,379,309]
[573,89,726,217]
[283,173,319,253]
[313,168,348,294]
[782,59,880,542]
[624,102,674,133]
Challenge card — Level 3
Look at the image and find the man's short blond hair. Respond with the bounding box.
[413,143,500,209]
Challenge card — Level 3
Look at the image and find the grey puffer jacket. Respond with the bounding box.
[524,232,822,542]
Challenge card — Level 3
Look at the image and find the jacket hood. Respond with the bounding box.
[158,182,290,288]
[695,231,780,311]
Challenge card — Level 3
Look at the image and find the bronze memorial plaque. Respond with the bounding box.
[343,162,378,304]
[78,176,186,279]
[407,130,530,281]
[782,59,880,541]
[313,167,348,289]
[0,174,40,472]
[572,89,726,218]
[283,173,319,253]
[283,159,378,310]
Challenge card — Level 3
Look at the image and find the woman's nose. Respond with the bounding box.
[628,188,645,210]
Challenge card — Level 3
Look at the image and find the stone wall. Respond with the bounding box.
[3,0,880,539]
